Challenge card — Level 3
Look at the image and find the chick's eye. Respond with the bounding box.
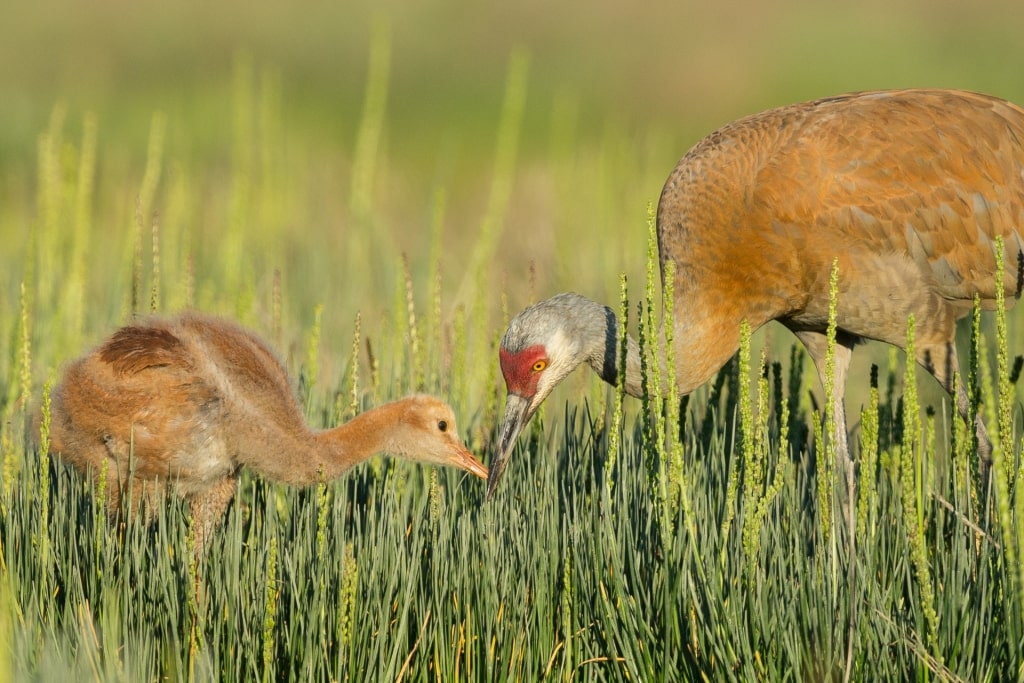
[437,420,448,433]
[532,360,547,372]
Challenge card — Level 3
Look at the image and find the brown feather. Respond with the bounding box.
[657,89,1024,391]
[492,88,1022,496]
[48,312,487,549]
[99,325,188,375]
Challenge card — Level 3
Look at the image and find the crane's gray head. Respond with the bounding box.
[487,292,617,498]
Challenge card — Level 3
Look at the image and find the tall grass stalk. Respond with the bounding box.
[604,274,629,497]
[35,104,65,315]
[451,305,467,411]
[978,322,998,448]
[402,253,425,392]
[969,297,985,507]
[18,281,33,415]
[819,258,839,546]
[350,16,391,223]
[35,381,52,590]
[150,214,161,312]
[261,535,279,683]
[900,314,941,657]
[994,237,1013,459]
[462,48,529,293]
[303,303,323,411]
[257,66,283,238]
[718,321,746,563]
[641,202,670,539]
[65,112,98,351]
[426,188,446,391]
[223,52,254,302]
[661,258,691,533]
[991,235,1023,642]
[738,320,756,569]
[742,346,788,580]
[856,366,880,541]
[347,311,362,420]
[132,112,166,314]
[390,266,410,393]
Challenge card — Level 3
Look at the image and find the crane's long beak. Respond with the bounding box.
[450,443,489,480]
[486,393,532,499]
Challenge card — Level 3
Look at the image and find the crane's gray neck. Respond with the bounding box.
[590,303,645,398]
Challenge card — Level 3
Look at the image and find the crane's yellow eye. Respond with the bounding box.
[532,360,547,372]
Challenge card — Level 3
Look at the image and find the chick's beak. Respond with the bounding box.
[486,393,532,499]
[451,443,489,480]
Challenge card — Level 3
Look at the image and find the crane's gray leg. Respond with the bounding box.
[791,328,859,541]
[915,341,992,487]
[791,330,857,475]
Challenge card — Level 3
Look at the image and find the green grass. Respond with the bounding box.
[3,5,1024,680]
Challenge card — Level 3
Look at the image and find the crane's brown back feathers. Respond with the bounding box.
[657,88,1024,391]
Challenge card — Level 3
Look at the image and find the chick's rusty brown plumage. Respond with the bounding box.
[49,313,487,546]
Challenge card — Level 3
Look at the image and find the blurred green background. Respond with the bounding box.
[2,0,1023,415]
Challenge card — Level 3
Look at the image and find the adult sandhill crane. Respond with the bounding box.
[488,88,1024,497]
[48,313,488,546]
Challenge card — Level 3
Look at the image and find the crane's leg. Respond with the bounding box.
[915,341,992,487]
[791,330,857,474]
[791,329,859,540]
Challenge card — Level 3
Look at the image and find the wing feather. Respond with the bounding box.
[99,325,191,375]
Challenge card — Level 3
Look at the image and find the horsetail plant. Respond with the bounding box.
[976,309,998,454]
[426,188,446,391]
[132,112,166,314]
[339,541,357,651]
[737,320,756,555]
[900,314,941,658]
[661,258,691,533]
[349,17,390,224]
[35,381,52,580]
[402,252,425,392]
[560,534,574,680]
[950,371,974,522]
[66,112,97,352]
[18,281,32,415]
[451,305,467,413]
[302,303,323,411]
[642,201,671,539]
[149,213,162,313]
[743,348,788,580]
[261,535,279,683]
[347,311,362,420]
[990,235,1023,634]
[856,365,880,542]
[223,53,258,309]
[604,274,629,498]
[819,258,840,546]
[35,105,64,315]
[994,236,1013,461]
[719,320,749,564]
